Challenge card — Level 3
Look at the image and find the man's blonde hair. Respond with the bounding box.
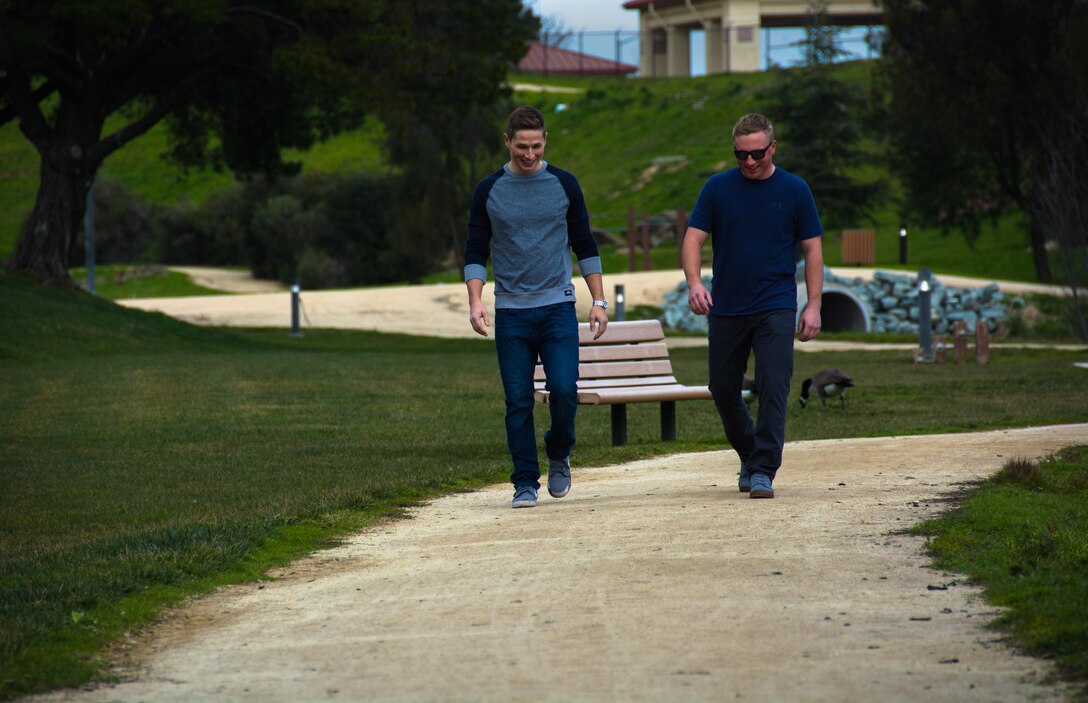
[732,113,775,142]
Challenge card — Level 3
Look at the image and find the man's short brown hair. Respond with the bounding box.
[732,113,775,142]
[506,106,547,139]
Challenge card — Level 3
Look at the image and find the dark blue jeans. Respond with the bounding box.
[494,302,580,490]
[708,309,795,480]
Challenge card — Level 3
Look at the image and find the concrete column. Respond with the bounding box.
[705,19,724,75]
[723,0,761,72]
[651,28,668,77]
[666,27,691,76]
[639,14,654,77]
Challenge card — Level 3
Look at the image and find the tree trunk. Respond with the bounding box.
[13,148,96,286]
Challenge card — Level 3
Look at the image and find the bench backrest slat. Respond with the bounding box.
[578,319,664,345]
[579,341,668,363]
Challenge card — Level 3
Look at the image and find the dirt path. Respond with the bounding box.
[36,424,1087,703]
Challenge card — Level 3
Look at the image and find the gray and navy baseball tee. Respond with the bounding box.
[463,161,602,309]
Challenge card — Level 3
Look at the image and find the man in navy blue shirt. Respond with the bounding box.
[464,106,608,509]
[681,113,824,499]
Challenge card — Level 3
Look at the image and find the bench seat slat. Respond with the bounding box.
[534,375,678,391]
[579,384,712,405]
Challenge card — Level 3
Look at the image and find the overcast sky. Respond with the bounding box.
[531,0,639,31]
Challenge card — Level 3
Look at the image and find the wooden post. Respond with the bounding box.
[626,204,636,273]
[641,211,651,271]
[675,206,687,269]
[933,334,947,364]
[975,321,990,365]
[953,321,969,364]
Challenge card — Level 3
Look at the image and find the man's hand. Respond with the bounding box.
[589,305,608,340]
[797,306,822,342]
[469,301,491,337]
[687,281,713,316]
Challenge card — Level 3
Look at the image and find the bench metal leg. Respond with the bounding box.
[661,400,676,441]
[611,404,628,446]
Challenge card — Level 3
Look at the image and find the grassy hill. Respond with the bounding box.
[1,63,1038,282]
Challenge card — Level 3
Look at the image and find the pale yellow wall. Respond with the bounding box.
[632,0,880,75]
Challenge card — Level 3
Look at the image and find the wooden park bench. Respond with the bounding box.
[534,320,712,446]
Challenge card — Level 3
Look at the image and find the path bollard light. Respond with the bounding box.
[615,284,626,321]
[918,267,933,362]
[899,226,908,265]
[290,283,303,338]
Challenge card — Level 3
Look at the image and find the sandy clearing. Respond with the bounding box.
[33,424,1088,703]
[168,267,286,294]
[124,268,1086,353]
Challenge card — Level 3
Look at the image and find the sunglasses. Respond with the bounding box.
[733,141,773,161]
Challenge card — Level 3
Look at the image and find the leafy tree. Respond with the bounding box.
[0,0,536,285]
[759,1,885,231]
[879,0,1088,283]
[380,0,537,278]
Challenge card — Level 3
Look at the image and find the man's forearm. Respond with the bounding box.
[804,249,823,309]
[466,278,485,306]
[681,227,708,285]
[584,272,605,301]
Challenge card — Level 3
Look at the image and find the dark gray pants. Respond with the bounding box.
[708,309,795,480]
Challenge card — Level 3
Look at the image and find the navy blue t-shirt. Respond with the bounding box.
[689,166,823,316]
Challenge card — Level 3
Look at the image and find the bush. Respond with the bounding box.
[88,171,442,289]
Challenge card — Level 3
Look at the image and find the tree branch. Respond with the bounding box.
[226,5,304,37]
[0,80,56,128]
[99,14,189,85]
[5,67,52,150]
[105,41,238,116]
[37,42,85,94]
[88,62,221,164]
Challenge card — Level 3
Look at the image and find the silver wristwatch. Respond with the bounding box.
[592,299,608,309]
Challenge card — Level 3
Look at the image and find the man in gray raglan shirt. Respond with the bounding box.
[464,105,608,509]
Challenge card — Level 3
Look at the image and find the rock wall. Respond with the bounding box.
[660,267,1019,335]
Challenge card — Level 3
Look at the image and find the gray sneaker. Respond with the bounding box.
[512,486,538,508]
[547,456,571,498]
[749,473,774,499]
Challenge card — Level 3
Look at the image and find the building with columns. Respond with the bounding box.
[622,0,881,75]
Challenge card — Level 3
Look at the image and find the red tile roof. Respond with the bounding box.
[517,41,638,76]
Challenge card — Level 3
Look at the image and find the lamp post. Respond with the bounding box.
[290,281,303,338]
[615,284,626,321]
[898,225,908,265]
[918,267,932,362]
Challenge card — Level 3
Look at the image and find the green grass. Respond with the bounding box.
[913,449,1088,699]
[67,265,225,299]
[2,274,1088,697]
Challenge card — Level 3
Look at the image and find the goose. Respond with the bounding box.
[741,376,758,407]
[799,369,854,409]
